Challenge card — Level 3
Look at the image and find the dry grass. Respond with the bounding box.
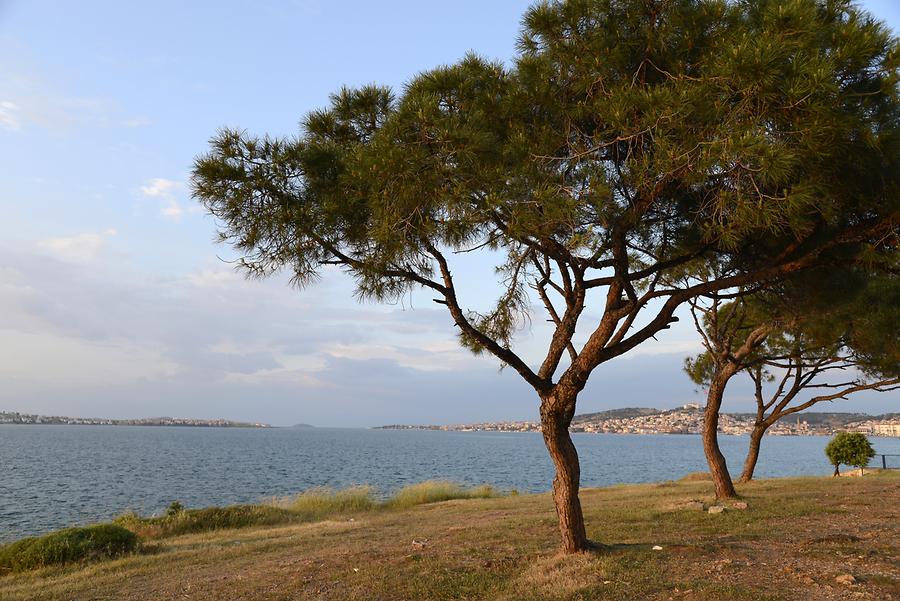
[113,505,301,539]
[511,552,611,599]
[385,480,501,508]
[275,485,378,517]
[1,471,898,601]
[112,482,499,541]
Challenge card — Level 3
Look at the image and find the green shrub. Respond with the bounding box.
[825,432,876,476]
[0,524,138,573]
[165,501,184,516]
[386,481,500,508]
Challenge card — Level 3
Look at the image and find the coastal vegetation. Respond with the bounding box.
[113,505,302,540]
[192,0,900,552]
[384,481,501,509]
[107,482,504,541]
[2,472,897,600]
[0,525,137,574]
[0,482,504,575]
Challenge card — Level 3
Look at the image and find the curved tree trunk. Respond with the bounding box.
[703,377,738,499]
[738,422,767,483]
[540,390,591,554]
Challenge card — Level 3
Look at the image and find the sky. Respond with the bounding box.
[1,1,898,427]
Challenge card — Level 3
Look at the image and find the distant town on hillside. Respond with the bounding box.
[379,405,900,437]
[0,411,271,428]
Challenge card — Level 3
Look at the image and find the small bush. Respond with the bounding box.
[0,524,138,573]
[825,432,876,475]
[165,501,184,516]
[386,481,500,508]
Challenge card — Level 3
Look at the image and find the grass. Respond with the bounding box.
[384,480,501,508]
[1,471,898,600]
[281,484,378,517]
[113,505,301,539]
[113,481,502,540]
[0,525,137,574]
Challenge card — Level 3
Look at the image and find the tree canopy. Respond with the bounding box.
[193,0,900,553]
[684,270,899,488]
[195,0,898,393]
[825,432,876,474]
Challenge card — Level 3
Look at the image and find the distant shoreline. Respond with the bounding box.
[0,412,271,428]
[377,406,900,438]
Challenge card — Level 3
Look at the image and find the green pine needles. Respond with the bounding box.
[193,0,900,552]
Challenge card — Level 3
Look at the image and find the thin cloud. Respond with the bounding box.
[122,116,152,128]
[140,178,179,197]
[140,178,187,220]
[0,100,21,131]
[37,229,117,263]
[0,57,146,133]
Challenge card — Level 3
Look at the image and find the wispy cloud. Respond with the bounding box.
[140,178,178,197]
[141,178,187,220]
[0,53,150,133]
[0,100,21,131]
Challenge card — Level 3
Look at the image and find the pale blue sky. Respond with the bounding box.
[1,1,897,426]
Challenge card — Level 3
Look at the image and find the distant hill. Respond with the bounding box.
[572,407,661,424]
[574,408,894,429]
[377,407,896,433]
[290,423,316,429]
[727,412,893,427]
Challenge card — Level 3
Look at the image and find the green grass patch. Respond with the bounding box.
[0,524,137,574]
[386,481,500,508]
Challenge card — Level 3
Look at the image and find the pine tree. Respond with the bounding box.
[193,0,899,553]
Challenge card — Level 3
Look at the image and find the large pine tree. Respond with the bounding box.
[193,0,899,552]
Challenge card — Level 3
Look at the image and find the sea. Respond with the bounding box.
[2,425,898,543]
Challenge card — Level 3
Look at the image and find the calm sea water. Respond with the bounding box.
[2,425,898,542]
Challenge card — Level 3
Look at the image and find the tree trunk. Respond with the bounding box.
[833,464,840,477]
[703,376,737,499]
[738,422,767,483]
[540,391,591,554]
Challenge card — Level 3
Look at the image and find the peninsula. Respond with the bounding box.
[378,405,900,437]
[0,411,271,428]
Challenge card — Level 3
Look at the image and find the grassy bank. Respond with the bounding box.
[110,481,502,540]
[1,472,898,600]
